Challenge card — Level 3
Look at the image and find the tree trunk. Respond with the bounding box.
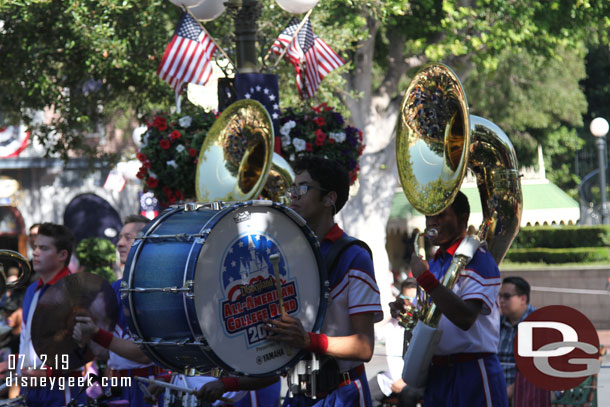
[336,15,419,317]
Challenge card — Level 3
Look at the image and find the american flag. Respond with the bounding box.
[271,17,345,98]
[157,13,217,94]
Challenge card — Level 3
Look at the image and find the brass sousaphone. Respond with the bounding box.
[396,64,523,387]
[195,99,294,203]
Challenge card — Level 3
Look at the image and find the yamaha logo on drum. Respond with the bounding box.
[219,232,299,346]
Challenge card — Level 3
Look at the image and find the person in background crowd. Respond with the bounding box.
[27,223,41,282]
[27,224,40,254]
[498,276,550,407]
[370,278,423,406]
[73,214,162,407]
[0,282,25,400]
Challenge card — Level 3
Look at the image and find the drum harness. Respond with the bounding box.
[287,235,372,399]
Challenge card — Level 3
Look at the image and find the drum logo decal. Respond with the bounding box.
[220,233,298,346]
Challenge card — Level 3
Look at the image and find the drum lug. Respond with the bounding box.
[120,280,129,300]
[184,280,195,299]
[184,202,198,211]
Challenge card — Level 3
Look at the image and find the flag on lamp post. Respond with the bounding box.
[234,73,282,154]
[271,17,345,98]
[157,13,217,94]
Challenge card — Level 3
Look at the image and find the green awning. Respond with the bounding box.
[390,180,579,224]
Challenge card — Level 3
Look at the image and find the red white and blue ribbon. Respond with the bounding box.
[0,124,29,158]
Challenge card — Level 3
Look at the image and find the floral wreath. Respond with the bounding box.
[136,106,217,205]
[137,103,364,205]
[279,103,364,184]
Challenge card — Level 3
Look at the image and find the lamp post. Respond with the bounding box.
[590,117,610,224]
[225,0,261,73]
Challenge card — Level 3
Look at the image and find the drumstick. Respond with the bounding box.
[269,253,293,357]
[135,376,234,405]
[269,254,286,317]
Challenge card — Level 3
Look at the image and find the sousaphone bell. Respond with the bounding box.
[195,99,294,203]
[396,63,523,388]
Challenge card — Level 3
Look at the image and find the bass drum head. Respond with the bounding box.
[193,202,325,376]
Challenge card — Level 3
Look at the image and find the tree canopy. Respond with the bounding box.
[1,1,608,165]
[3,0,610,307]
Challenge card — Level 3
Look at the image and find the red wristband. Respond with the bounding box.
[220,377,240,391]
[417,270,440,293]
[92,328,114,349]
[306,332,329,354]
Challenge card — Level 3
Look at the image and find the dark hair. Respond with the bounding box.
[451,191,470,227]
[37,223,75,267]
[503,276,531,304]
[400,278,418,291]
[123,214,149,225]
[292,156,350,213]
[1,288,25,313]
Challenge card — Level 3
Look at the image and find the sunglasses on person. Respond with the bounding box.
[498,293,518,300]
[287,184,328,200]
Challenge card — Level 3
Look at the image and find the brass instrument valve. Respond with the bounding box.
[397,305,421,329]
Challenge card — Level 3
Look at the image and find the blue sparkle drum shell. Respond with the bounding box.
[122,201,327,376]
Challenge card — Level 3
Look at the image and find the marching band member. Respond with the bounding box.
[392,192,508,406]
[197,156,383,406]
[73,215,163,407]
[18,223,87,406]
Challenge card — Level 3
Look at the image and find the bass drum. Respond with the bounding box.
[122,201,327,376]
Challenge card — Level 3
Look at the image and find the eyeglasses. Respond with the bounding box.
[118,233,137,241]
[287,184,328,200]
[498,293,518,300]
[399,294,415,302]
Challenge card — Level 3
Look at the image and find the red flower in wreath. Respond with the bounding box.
[160,139,170,150]
[136,167,146,179]
[314,129,326,146]
[136,152,147,162]
[189,148,198,157]
[170,130,181,141]
[147,177,159,189]
[313,116,325,127]
[305,142,313,152]
[312,103,332,113]
[152,116,168,131]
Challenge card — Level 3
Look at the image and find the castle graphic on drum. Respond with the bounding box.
[221,234,298,344]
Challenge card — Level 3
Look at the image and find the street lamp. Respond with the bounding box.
[590,117,610,224]
[224,0,320,73]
